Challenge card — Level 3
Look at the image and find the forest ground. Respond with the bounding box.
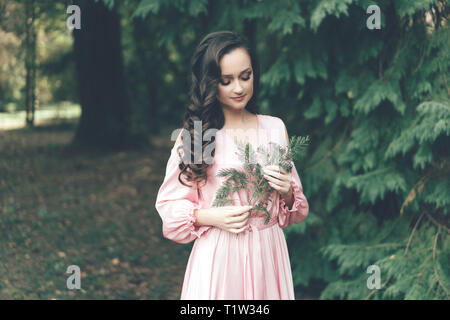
[0,119,315,299]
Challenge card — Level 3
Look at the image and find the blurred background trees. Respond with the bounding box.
[72,0,132,149]
[0,0,448,299]
[0,0,77,124]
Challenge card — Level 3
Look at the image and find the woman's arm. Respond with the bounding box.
[194,206,253,234]
[277,120,309,228]
[155,134,212,244]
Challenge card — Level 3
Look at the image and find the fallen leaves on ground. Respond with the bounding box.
[0,122,193,300]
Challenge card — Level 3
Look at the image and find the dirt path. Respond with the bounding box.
[0,121,192,299]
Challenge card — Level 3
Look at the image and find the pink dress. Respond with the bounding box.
[155,114,309,299]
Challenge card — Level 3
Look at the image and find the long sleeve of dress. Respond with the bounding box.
[278,163,309,228]
[155,144,212,244]
[277,120,309,229]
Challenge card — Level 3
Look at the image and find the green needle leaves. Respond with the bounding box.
[212,135,311,224]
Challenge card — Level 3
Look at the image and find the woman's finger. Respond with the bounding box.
[263,168,285,180]
[263,167,280,176]
[264,165,287,174]
[263,170,278,179]
[264,171,291,190]
[264,165,280,171]
[264,173,279,183]
[264,169,292,188]
[228,205,252,215]
[230,225,247,234]
[229,212,250,224]
[237,219,248,229]
[264,173,287,187]
[268,181,280,190]
[278,167,287,174]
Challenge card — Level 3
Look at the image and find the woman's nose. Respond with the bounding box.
[233,80,243,93]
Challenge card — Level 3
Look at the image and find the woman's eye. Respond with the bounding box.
[220,73,251,85]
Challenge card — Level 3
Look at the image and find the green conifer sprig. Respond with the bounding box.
[212,135,311,224]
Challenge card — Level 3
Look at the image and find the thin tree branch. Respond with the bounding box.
[432,232,450,298]
[405,212,425,254]
[426,213,450,233]
[365,278,390,300]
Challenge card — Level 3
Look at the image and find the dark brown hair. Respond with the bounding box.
[178,30,260,188]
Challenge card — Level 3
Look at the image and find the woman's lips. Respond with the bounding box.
[231,94,246,102]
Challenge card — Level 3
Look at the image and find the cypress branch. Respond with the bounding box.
[212,135,310,224]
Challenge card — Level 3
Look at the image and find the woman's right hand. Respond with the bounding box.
[195,205,252,234]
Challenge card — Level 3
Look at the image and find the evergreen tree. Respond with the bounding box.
[72,0,132,150]
[136,0,449,299]
[212,136,310,224]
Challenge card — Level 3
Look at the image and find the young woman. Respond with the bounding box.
[155,31,309,299]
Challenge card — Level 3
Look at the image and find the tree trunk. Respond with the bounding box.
[131,17,159,135]
[72,0,131,150]
[243,14,256,57]
[25,0,37,127]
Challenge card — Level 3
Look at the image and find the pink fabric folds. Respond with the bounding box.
[155,114,309,299]
[155,145,212,244]
[278,162,309,228]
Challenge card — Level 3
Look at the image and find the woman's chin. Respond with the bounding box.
[223,104,247,112]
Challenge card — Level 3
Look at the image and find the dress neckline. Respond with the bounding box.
[217,113,260,152]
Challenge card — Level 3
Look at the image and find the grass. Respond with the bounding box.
[0,114,318,300]
[0,102,81,130]
[0,119,193,299]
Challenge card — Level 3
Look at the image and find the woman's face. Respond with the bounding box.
[217,47,253,112]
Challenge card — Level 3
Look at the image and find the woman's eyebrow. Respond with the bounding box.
[221,67,252,77]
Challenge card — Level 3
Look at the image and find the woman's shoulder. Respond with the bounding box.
[258,113,285,129]
[257,113,287,146]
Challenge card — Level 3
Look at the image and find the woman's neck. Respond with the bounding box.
[221,108,253,130]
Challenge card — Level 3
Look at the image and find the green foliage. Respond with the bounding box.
[120,0,450,299]
[394,0,438,18]
[241,1,305,35]
[97,0,116,10]
[385,101,450,162]
[1,0,448,300]
[260,135,311,173]
[0,1,77,111]
[132,0,208,18]
[261,59,291,88]
[310,0,354,31]
[297,0,449,298]
[212,143,271,222]
[132,0,161,17]
[212,136,310,224]
[353,79,406,115]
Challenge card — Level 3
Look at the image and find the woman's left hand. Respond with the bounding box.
[262,165,292,199]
